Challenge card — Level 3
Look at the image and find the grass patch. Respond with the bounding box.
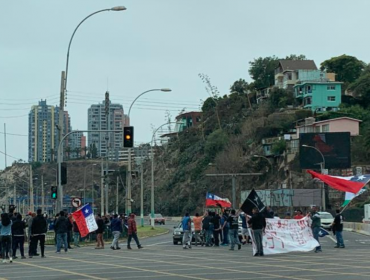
[137,226,169,239]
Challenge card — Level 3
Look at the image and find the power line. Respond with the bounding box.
[0,150,23,160]
[0,114,29,119]
[0,131,28,137]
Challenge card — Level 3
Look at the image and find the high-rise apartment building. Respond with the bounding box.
[28,100,60,162]
[87,100,127,158]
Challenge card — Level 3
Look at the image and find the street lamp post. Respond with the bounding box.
[302,144,326,210]
[150,122,178,228]
[57,6,126,212]
[126,88,171,215]
[83,164,97,205]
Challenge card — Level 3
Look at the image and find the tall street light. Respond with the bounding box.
[56,6,126,213]
[126,88,172,215]
[150,122,178,228]
[83,164,97,205]
[302,144,326,210]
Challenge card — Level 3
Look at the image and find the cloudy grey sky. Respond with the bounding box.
[1,0,370,170]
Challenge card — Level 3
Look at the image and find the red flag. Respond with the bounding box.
[307,170,370,194]
[206,192,232,208]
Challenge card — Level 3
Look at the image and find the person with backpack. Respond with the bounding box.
[12,213,26,259]
[227,209,241,251]
[0,213,13,263]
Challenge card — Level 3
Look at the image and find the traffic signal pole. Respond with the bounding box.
[56,130,122,213]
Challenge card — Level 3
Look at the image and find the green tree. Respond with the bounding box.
[285,54,307,60]
[248,56,279,89]
[64,146,72,160]
[348,73,370,107]
[268,88,292,109]
[89,143,98,159]
[320,55,366,88]
[230,79,249,95]
[205,129,228,158]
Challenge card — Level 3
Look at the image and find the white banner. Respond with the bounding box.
[249,217,319,255]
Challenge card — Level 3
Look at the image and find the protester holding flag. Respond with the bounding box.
[247,207,266,256]
[332,209,345,248]
[309,206,322,253]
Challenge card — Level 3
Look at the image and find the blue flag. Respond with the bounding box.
[318,227,329,238]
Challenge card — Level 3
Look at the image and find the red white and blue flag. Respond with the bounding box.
[307,170,370,194]
[72,204,98,237]
[206,192,232,208]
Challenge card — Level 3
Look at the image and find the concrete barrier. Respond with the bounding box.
[344,222,370,236]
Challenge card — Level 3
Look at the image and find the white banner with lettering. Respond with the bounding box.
[249,217,320,255]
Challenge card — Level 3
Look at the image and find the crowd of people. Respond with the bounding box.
[0,209,143,264]
[181,206,345,256]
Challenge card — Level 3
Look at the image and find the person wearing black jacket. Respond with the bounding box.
[30,209,47,258]
[55,211,69,253]
[248,207,266,257]
[12,214,26,259]
[333,209,345,248]
[66,214,73,249]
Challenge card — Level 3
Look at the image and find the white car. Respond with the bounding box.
[318,212,334,230]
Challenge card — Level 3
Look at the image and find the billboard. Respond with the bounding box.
[299,132,351,169]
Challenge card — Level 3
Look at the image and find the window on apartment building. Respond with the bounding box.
[315,126,320,133]
[327,96,336,101]
[327,85,336,90]
[287,73,292,80]
[322,124,329,132]
[307,85,312,93]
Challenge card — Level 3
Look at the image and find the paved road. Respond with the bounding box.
[1,222,370,280]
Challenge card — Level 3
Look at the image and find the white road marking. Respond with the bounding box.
[146,241,172,247]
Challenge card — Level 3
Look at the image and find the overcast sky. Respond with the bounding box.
[1,0,370,170]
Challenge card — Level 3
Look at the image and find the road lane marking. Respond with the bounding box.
[131,247,370,278]
[48,255,210,280]
[81,251,311,280]
[16,261,108,280]
[145,241,172,246]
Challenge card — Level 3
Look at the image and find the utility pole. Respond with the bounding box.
[41,174,45,213]
[140,161,144,227]
[105,91,109,215]
[205,173,263,209]
[100,158,104,216]
[13,184,16,209]
[116,176,119,214]
[127,149,132,214]
[4,123,7,168]
[105,159,109,215]
[29,164,34,212]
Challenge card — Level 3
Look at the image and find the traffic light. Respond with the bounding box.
[123,126,134,148]
[51,186,57,199]
[61,162,67,185]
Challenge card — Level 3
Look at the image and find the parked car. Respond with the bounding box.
[318,212,334,230]
[149,214,166,225]
[173,222,197,245]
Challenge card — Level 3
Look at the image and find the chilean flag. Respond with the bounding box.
[206,192,232,208]
[72,204,98,237]
[307,170,370,194]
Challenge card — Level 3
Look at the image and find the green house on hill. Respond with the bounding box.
[294,81,342,113]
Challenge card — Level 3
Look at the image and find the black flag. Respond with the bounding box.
[240,189,265,215]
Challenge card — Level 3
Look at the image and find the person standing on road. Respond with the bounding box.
[239,212,251,245]
[127,213,143,250]
[110,214,122,250]
[192,213,204,246]
[309,206,322,253]
[0,213,13,263]
[227,209,241,251]
[333,209,345,248]
[202,211,213,247]
[248,207,266,256]
[27,212,38,257]
[95,214,105,249]
[72,219,81,248]
[212,212,222,247]
[11,214,26,259]
[182,213,192,249]
[30,209,47,258]
[55,211,69,254]
[221,209,230,246]
[66,214,73,249]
